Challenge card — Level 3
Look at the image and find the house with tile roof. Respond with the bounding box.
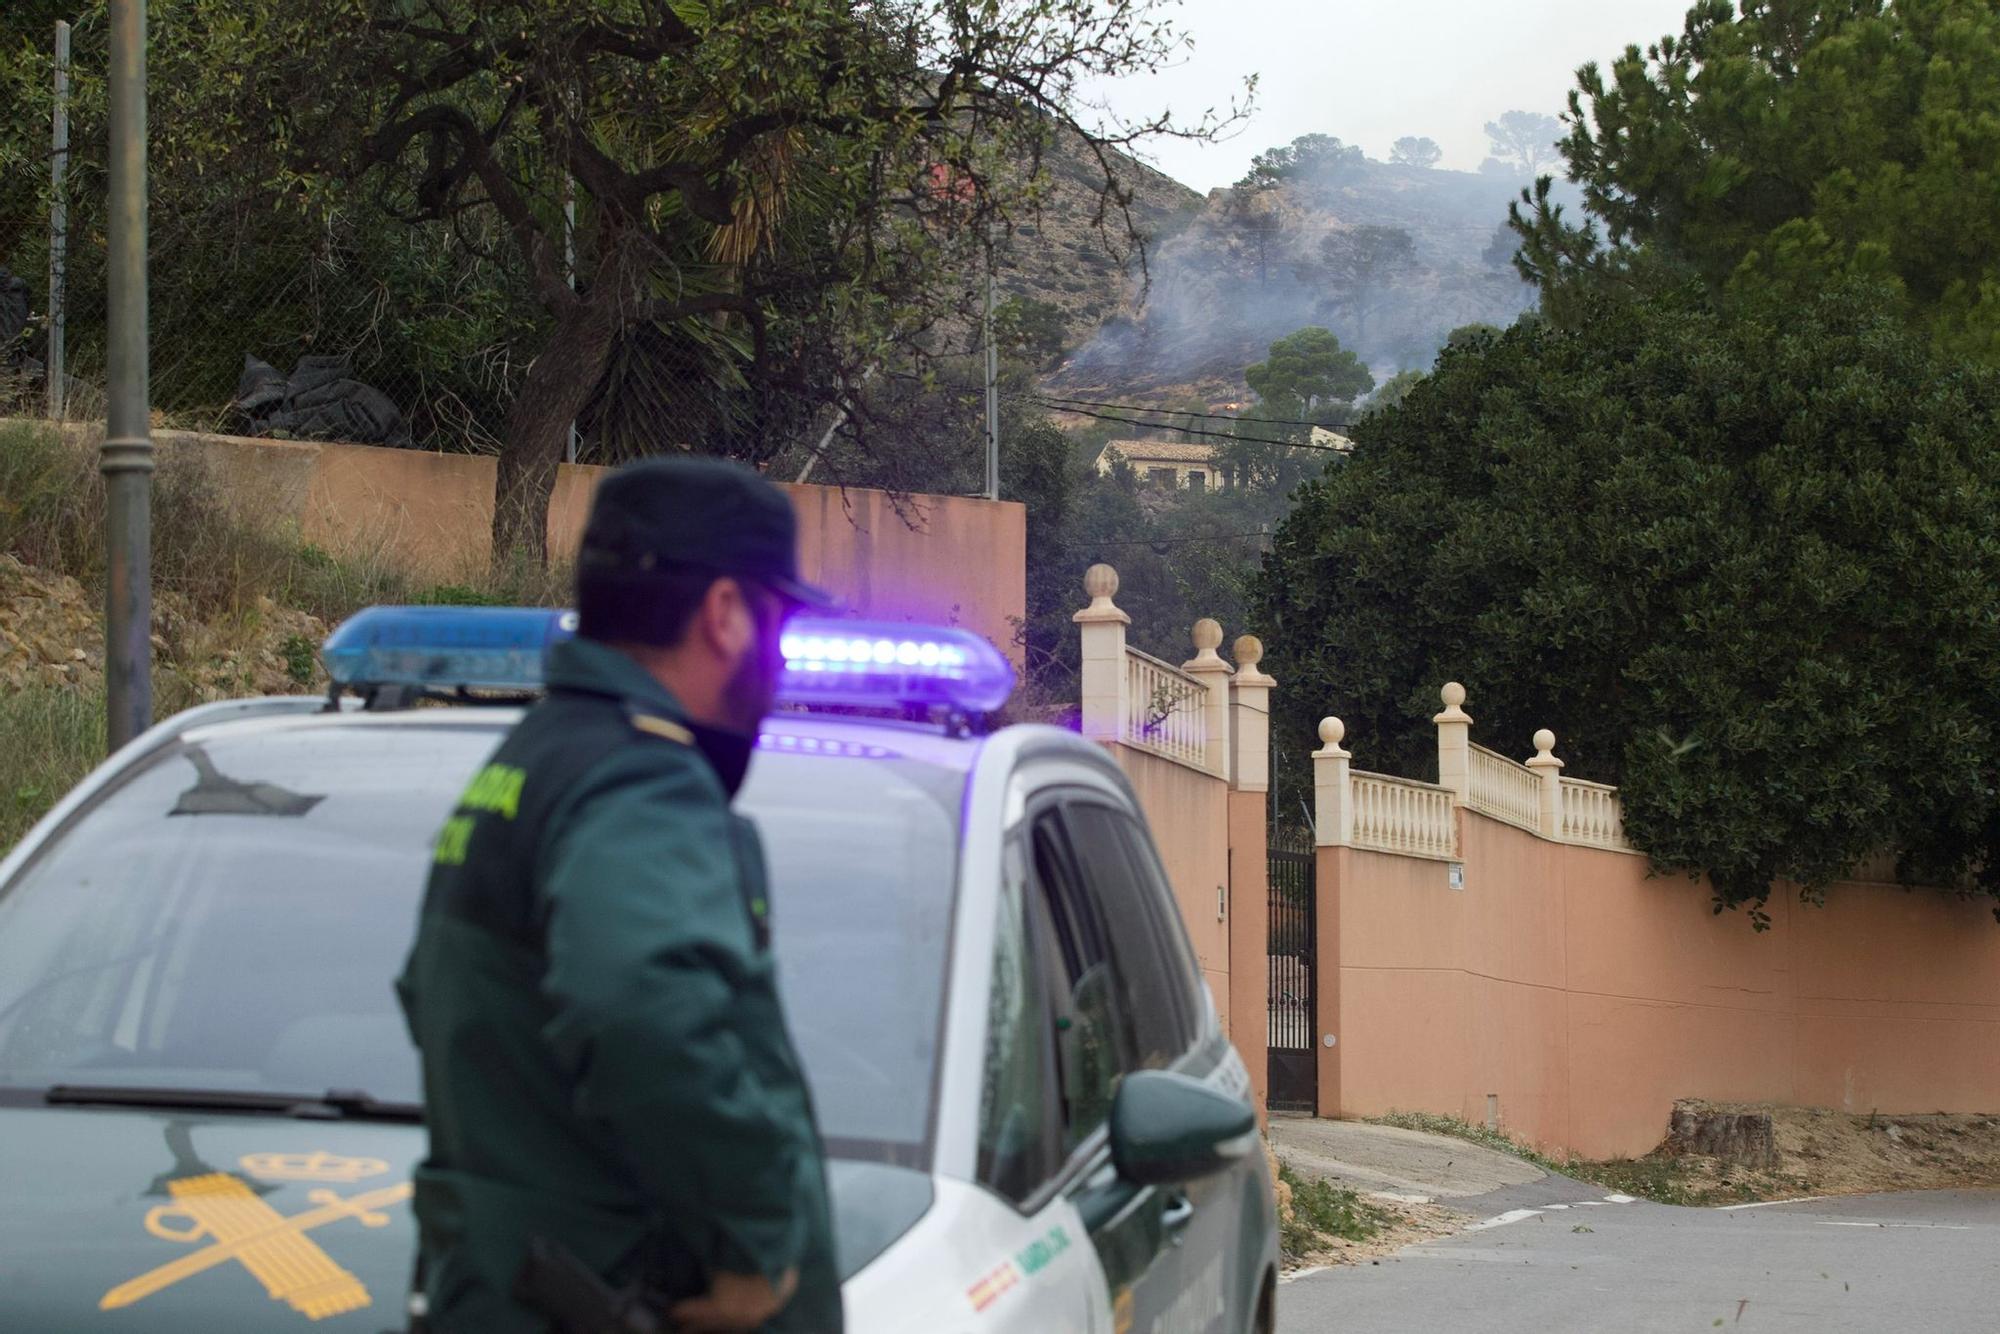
[1093,439,1224,490]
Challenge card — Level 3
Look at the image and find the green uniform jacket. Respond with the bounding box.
[397,639,842,1332]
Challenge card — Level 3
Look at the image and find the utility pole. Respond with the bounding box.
[46,20,69,421]
[563,176,578,465]
[983,242,1000,501]
[104,0,153,750]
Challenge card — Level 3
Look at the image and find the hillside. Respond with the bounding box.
[992,127,1207,333]
[1047,157,1576,406]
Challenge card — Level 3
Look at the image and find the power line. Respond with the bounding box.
[1027,398,1355,450]
[1035,392,1361,431]
[1058,529,1276,549]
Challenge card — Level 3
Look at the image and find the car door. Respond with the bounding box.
[1062,798,1246,1334]
[1083,803,1245,1334]
[1025,805,1188,1334]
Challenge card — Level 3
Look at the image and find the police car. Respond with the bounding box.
[0,608,1278,1333]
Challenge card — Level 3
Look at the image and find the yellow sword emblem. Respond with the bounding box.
[99,1172,412,1319]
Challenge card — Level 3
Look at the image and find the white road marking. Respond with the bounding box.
[1603,1194,1638,1204]
[1278,1265,1331,1284]
[1716,1196,1829,1211]
[1541,1203,1570,1210]
[1463,1208,1542,1232]
[1816,1221,1975,1230]
[1368,1192,1435,1205]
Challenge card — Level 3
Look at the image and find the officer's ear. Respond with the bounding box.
[697,577,759,663]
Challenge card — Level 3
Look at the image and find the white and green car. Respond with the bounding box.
[0,608,1278,1332]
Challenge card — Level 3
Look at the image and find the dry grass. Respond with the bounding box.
[0,419,573,852]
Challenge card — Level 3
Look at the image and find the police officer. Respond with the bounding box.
[398,458,843,1333]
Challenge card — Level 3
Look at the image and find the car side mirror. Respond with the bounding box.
[1108,1069,1257,1187]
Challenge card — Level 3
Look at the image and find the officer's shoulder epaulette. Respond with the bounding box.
[624,706,694,747]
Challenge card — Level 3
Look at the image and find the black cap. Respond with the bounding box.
[578,457,837,609]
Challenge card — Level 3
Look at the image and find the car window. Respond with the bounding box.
[0,723,503,1105]
[975,842,1061,1203]
[1060,802,1198,1065]
[737,747,966,1164]
[1110,810,1207,1038]
[1029,814,1127,1153]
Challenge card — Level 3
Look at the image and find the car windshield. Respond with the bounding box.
[0,716,964,1162]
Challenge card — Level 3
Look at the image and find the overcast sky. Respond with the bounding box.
[1084,0,1696,190]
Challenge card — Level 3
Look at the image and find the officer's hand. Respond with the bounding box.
[669,1268,798,1332]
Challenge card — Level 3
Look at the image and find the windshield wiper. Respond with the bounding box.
[44,1084,422,1122]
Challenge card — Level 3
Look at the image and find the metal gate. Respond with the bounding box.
[1266,837,1317,1112]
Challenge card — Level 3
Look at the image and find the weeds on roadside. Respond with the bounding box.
[1277,1162,1388,1261]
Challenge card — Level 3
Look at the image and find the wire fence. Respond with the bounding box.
[0,193,548,456]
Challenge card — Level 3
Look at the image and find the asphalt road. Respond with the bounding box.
[1278,1182,2000,1333]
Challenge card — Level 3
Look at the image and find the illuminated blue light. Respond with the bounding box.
[322,606,576,691]
[778,617,1014,713]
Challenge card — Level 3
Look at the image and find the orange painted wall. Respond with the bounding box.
[1110,745,1233,1041]
[153,429,1027,658]
[1325,808,2000,1159]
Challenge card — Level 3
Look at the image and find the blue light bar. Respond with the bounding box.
[322,606,577,691]
[321,607,1015,715]
[779,617,1015,714]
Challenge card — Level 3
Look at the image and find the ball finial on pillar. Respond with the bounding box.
[1317,716,1346,750]
[1192,617,1223,653]
[1442,681,1467,710]
[1075,563,1129,626]
[1533,728,1556,757]
[1233,635,1263,669]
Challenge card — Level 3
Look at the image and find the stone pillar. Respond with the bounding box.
[1434,681,1473,803]
[1313,717,1352,847]
[1526,728,1565,840]
[1073,563,1129,743]
[1182,618,1234,780]
[1228,635,1275,794]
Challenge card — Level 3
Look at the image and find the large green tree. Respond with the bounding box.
[1514,0,2000,361]
[1243,326,1373,427]
[291,1,1242,561]
[1252,281,2000,924]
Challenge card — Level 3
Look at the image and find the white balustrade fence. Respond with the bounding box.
[1315,685,1646,859]
[1559,777,1632,850]
[1121,648,1211,769]
[1350,773,1458,860]
[1469,744,1541,833]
